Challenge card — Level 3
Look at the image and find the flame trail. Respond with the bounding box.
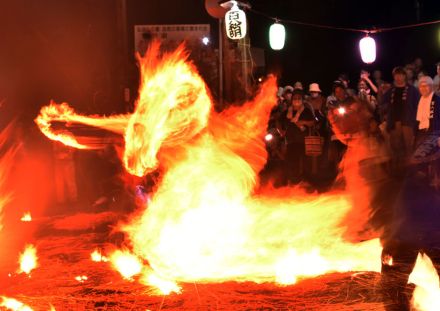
[35,41,382,287]
[35,102,129,149]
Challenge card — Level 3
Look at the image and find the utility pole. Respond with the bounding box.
[218,18,224,110]
[220,0,252,103]
[116,0,130,107]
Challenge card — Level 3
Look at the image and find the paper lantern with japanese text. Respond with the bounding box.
[225,1,247,40]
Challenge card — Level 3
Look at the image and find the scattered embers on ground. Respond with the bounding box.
[1,211,386,310]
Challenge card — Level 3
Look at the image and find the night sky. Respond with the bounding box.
[0,0,439,124]
[127,0,440,92]
[249,0,440,91]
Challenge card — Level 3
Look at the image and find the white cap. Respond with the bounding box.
[309,83,322,93]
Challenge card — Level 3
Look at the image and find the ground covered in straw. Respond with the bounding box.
[1,211,386,311]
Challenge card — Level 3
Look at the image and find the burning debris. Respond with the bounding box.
[20,213,32,222]
[409,254,440,311]
[141,271,181,295]
[18,245,37,275]
[0,296,33,311]
[91,249,109,263]
[74,275,88,283]
[110,249,142,280]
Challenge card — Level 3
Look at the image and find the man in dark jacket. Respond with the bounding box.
[380,66,420,175]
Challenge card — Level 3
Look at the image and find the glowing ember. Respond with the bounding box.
[337,106,346,115]
[0,296,33,311]
[409,254,440,311]
[18,245,38,275]
[264,133,273,142]
[275,249,332,285]
[20,212,32,222]
[75,275,88,283]
[110,250,142,280]
[141,271,181,295]
[91,249,109,262]
[382,254,393,266]
[35,41,382,286]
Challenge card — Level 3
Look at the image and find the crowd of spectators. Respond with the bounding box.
[261,58,440,190]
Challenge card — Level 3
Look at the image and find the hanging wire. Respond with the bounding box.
[249,8,440,34]
[376,19,440,33]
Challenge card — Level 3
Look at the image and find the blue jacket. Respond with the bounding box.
[381,84,420,132]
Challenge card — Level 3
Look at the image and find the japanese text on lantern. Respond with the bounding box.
[225,8,246,40]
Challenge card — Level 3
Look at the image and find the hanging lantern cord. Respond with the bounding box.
[249,7,440,34]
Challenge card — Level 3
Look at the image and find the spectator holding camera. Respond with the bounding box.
[358,77,378,115]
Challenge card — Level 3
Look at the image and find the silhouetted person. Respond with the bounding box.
[53,141,77,205]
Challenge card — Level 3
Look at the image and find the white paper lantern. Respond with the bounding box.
[269,22,286,50]
[359,35,376,64]
[225,1,247,40]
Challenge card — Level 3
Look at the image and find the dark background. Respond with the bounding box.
[0,0,439,122]
[250,0,440,91]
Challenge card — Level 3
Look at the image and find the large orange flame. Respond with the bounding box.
[35,41,382,288]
